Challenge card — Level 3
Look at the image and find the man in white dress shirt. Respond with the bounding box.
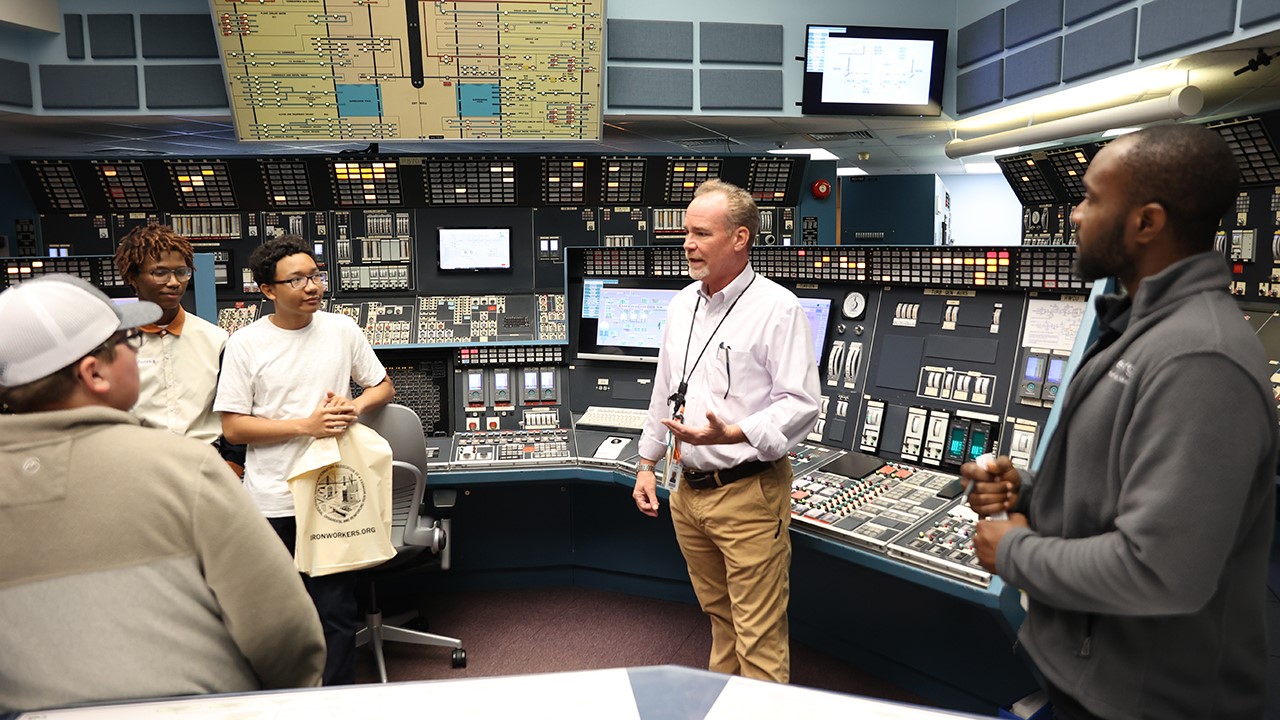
[633,179,821,683]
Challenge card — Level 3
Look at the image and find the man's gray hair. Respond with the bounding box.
[694,179,760,247]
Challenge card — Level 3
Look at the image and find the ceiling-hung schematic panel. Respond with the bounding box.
[212,0,603,142]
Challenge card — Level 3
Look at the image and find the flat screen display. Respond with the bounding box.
[802,25,947,117]
[596,285,679,350]
[577,282,832,365]
[1024,355,1044,380]
[1046,357,1066,384]
[797,297,832,364]
[437,227,511,271]
[578,279,679,363]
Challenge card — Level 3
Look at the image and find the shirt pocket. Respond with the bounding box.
[706,344,749,399]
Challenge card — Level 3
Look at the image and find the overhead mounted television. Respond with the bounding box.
[802,24,947,117]
[437,227,511,272]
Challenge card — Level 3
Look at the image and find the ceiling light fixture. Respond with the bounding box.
[945,86,1203,159]
[962,162,1002,174]
[952,63,1187,135]
[767,147,840,161]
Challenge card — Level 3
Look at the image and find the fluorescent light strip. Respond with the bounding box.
[946,87,1203,159]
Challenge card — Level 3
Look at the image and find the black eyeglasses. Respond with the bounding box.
[270,271,327,290]
[145,267,192,281]
[125,327,145,349]
[93,327,145,356]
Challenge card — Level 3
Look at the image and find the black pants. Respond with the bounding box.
[1045,682,1110,720]
[268,516,358,686]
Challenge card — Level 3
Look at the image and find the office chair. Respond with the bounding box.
[356,403,466,681]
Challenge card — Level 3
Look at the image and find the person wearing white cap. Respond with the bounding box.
[0,274,325,713]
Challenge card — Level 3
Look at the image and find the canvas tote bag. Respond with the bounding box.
[287,422,395,577]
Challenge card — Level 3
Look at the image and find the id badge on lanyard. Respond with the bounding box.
[659,390,685,493]
[659,429,682,493]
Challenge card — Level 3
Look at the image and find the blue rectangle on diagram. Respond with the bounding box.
[457,83,501,117]
[336,84,382,117]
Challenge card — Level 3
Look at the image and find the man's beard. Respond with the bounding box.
[1074,219,1129,281]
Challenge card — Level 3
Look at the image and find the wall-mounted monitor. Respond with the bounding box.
[802,24,947,117]
[437,227,511,271]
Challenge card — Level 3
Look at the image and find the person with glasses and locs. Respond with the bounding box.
[0,274,325,712]
[114,224,238,468]
[214,234,394,686]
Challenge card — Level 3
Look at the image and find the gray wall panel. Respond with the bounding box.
[1003,37,1064,98]
[141,15,218,58]
[1138,0,1235,58]
[87,14,135,59]
[144,65,228,109]
[64,14,84,59]
[1005,0,1063,47]
[0,58,32,107]
[1241,0,1280,27]
[957,10,1004,67]
[956,60,1003,115]
[1064,0,1128,25]
[606,19,693,62]
[701,23,782,64]
[40,65,138,109]
[700,69,782,109]
[607,67,693,108]
[1062,9,1136,82]
[1004,37,1062,99]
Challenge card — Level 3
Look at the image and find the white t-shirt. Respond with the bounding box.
[214,312,387,517]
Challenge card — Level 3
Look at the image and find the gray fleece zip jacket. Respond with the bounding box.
[0,406,325,712]
[997,251,1276,720]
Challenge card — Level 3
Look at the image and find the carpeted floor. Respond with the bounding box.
[354,584,931,708]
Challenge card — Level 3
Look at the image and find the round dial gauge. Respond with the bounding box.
[842,291,866,320]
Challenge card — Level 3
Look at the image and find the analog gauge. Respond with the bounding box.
[841,291,866,320]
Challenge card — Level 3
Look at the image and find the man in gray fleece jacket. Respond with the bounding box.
[0,274,326,712]
[963,124,1276,720]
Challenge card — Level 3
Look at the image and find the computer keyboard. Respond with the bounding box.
[576,405,650,431]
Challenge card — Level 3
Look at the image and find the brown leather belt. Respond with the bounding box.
[682,459,773,490]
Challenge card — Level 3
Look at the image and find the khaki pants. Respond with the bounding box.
[670,458,793,683]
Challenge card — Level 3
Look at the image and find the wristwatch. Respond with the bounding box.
[636,463,657,474]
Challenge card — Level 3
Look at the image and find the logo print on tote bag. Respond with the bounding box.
[314,464,367,523]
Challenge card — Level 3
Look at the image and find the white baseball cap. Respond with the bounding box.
[0,273,161,387]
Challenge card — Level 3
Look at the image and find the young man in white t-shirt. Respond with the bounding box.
[215,235,394,685]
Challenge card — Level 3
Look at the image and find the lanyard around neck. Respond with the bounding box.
[670,273,756,416]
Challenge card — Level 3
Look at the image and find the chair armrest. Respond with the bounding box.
[394,460,446,553]
[391,460,422,486]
